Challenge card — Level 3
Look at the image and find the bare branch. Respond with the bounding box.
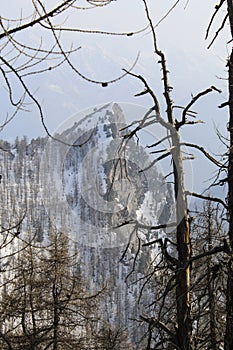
[184,241,229,269]
[140,314,175,339]
[140,151,171,173]
[205,0,226,40]
[34,0,141,86]
[0,1,75,40]
[181,142,226,168]
[143,238,179,269]
[122,69,161,114]
[40,22,149,37]
[185,190,228,210]
[115,220,177,231]
[219,101,230,108]
[178,86,221,129]
[142,0,174,124]
[155,0,180,28]
[146,134,172,149]
[207,13,228,49]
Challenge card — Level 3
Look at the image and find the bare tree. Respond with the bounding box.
[191,201,227,349]
[89,323,135,350]
[225,2,233,348]
[205,1,233,348]
[0,230,102,349]
[112,1,228,349]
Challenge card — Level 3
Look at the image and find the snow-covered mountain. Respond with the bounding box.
[0,103,174,347]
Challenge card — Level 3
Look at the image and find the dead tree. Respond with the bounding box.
[191,201,227,349]
[206,1,233,348]
[225,1,233,348]
[0,230,102,349]
[117,2,225,349]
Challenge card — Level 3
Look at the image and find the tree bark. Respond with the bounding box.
[53,290,59,350]
[207,208,217,350]
[172,131,192,350]
[225,48,233,350]
[225,2,233,349]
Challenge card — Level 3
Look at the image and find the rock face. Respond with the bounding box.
[0,103,173,347]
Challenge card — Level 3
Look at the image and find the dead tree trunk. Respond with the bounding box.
[172,132,192,350]
[207,206,217,350]
[225,2,233,349]
[225,44,233,350]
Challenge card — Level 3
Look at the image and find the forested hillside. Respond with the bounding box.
[0,103,174,349]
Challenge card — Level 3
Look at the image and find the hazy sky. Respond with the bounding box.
[0,0,229,140]
[0,0,230,193]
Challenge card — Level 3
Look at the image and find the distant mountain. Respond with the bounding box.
[0,103,174,348]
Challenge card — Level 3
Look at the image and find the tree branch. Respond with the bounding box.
[178,86,221,129]
[207,13,228,49]
[142,0,174,125]
[140,314,175,339]
[184,240,229,269]
[185,190,228,209]
[181,142,226,168]
[205,0,226,40]
[0,0,74,40]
